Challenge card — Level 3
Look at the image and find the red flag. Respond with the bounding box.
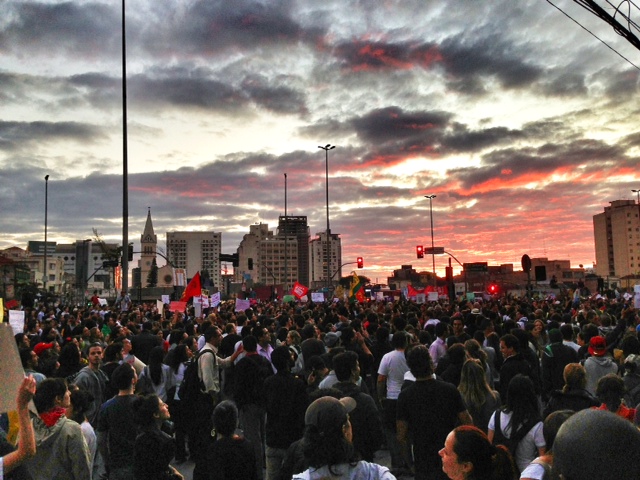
[180,272,201,301]
[291,281,309,299]
[355,288,366,303]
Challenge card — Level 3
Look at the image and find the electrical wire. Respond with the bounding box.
[546,0,640,71]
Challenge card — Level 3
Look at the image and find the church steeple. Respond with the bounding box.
[139,208,157,286]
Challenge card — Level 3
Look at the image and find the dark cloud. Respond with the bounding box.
[0,120,104,151]
[0,2,121,58]
[439,34,543,94]
[350,106,451,144]
[240,74,307,114]
[145,0,325,57]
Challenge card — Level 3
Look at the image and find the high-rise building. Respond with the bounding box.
[166,231,221,287]
[258,235,299,288]
[594,199,640,278]
[310,231,342,288]
[278,216,310,287]
[236,223,272,283]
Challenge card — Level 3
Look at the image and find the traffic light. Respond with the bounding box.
[416,245,424,259]
[357,257,364,269]
[488,283,499,295]
[127,244,134,261]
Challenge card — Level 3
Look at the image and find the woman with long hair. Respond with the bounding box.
[167,343,192,463]
[543,363,599,417]
[458,360,501,433]
[138,345,176,401]
[487,375,545,473]
[66,385,97,471]
[439,425,516,480]
[593,373,637,422]
[133,394,184,480]
[293,396,395,479]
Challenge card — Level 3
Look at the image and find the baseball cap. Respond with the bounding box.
[305,396,356,435]
[588,336,607,357]
[33,342,54,356]
[324,331,342,348]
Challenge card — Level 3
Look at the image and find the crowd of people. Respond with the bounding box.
[2,287,640,480]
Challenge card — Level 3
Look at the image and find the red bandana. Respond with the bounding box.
[40,407,66,427]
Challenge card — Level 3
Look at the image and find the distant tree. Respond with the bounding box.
[146,258,158,287]
[338,274,371,288]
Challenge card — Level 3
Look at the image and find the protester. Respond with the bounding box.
[0,376,36,477]
[553,409,640,480]
[25,377,91,480]
[202,400,257,480]
[458,359,501,433]
[439,425,516,480]
[293,396,396,480]
[488,375,545,473]
[133,394,183,480]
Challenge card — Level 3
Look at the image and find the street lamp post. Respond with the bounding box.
[44,175,49,292]
[425,195,436,286]
[319,144,335,291]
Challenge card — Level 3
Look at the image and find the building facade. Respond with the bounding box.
[278,216,310,287]
[166,231,221,287]
[236,223,272,283]
[594,199,640,278]
[310,230,342,288]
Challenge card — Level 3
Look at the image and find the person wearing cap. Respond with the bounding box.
[584,335,618,396]
[293,396,396,480]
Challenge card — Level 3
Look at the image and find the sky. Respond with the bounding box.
[2,0,640,284]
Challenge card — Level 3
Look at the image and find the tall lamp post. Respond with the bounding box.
[44,175,49,292]
[121,0,129,293]
[319,144,335,291]
[425,194,436,286]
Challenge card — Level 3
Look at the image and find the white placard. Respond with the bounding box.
[8,310,25,336]
[428,292,439,302]
[98,298,108,306]
[0,324,26,412]
[211,292,221,308]
[235,298,251,312]
[161,295,170,304]
[634,285,640,309]
[311,292,325,303]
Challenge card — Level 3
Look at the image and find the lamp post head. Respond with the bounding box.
[45,175,49,181]
[424,194,436,200]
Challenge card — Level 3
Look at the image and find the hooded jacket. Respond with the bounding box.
[25,413,91,480]
[584,355,618,395]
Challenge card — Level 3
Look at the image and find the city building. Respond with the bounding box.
[277,216,310,288]
[166,231,221,287]
[310,230,342,288]
[236,223,273,283]
[258,235,299,289]
[594,199,640,278]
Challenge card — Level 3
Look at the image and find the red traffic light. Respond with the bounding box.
[416,245,424,259]
[488,283,498,294]
[357,257,364,268]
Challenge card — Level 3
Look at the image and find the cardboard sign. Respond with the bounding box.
[0,324,26,412]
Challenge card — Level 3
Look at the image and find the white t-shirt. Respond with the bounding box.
[377,350,408,400]
[488,410,545,472]
[519,461,546,480]
[293,461,395,480]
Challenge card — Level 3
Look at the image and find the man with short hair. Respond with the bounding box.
[333,351,383,462]
[73,342,108,426]
[377,331,410,474]
[498,333,532,403]
[429,322,448,369]
[397,345,472,480]
[96,363,138,480]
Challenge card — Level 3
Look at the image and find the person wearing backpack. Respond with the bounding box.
[488,375,546,473]
[190,326,243,480]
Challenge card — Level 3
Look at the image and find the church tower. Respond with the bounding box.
[139,208,157,286]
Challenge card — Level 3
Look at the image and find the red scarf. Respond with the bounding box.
[40,407,66,427]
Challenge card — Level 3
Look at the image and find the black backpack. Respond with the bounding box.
[492,409,539,471]
[177,348,213,403]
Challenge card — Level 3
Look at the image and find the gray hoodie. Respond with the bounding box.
[25,414,91,480]
[584,355,618,396]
